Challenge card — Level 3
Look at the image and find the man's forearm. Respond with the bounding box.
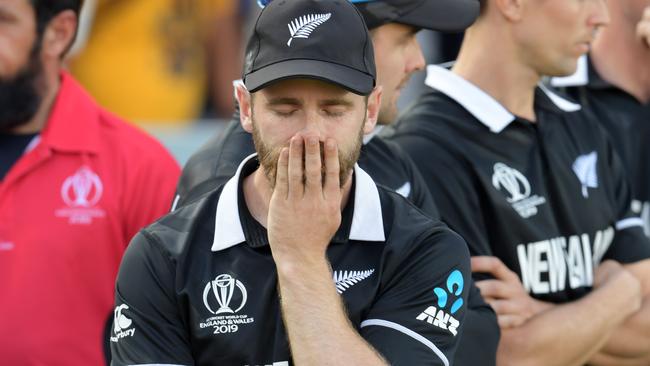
[589,260,650,364]
[276,257,387,366]
[589,296,650,363]
[496,276,641,366]
[589,348,650,366]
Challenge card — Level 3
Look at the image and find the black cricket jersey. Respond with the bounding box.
[552,55,650,238]
[388,65,650,304]
[173,107,500,366]
[173,112,438,220]
[110,155,471,366]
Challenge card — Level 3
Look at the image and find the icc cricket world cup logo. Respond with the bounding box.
[492,163,531,203]
[203,274,248,315]
[61,166,103,208]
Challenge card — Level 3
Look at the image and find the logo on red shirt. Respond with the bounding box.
[61,166,103,207]
[55,166,106,224]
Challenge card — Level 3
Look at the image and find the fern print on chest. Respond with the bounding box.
[287,13,332,46]
[333,269,375,294]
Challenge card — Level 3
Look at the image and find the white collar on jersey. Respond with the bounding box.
[211,153,386,252]
[550,55,589,88]
[424,64,582,134]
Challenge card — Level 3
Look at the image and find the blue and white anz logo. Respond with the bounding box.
[416,270,464,336]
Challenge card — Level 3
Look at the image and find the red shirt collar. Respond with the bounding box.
[39,72,102,153]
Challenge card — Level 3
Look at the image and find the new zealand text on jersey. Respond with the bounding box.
[517,227,614,295]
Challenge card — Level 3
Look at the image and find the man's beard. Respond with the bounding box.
[0,40,45,132]
[252,119,364,189]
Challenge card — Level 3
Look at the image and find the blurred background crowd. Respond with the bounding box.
[65,0,465,164]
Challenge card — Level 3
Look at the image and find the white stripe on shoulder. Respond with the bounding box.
[170,194,180,212]
[616,217,645,231]
[360,319,449,366]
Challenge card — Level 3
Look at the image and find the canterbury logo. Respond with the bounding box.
[287,13,331,46]
[333,269,374,294]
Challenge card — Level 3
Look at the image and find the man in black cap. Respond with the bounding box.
[389,0,650,364]
[170,1,499,364]
[172,0,478,213]
[174,2,500,363]
[174,2,500,362]
[110,1,471,365]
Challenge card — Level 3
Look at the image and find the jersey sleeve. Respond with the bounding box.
[453,282,499,366]
[396,144,441,221]
[390,132,493,258]
[360,229,471,366]
[601,134,650,264]
[110,231,193,366]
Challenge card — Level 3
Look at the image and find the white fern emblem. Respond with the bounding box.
[333,269,375,294]
[572,151,598,198]
[287,13,332,47]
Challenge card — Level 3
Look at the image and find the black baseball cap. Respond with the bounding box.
[243,0,376,96]
[355,0,480,31]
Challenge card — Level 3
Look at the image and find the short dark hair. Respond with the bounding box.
[30,0,82,33]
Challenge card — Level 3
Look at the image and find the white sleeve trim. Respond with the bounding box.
[170,194,180,212]
[360,319,449,366]
[616,217,645,231]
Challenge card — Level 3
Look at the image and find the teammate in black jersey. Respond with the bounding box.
[389,0,650,365]
[552,1,650,244]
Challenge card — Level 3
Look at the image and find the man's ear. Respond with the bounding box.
[41,10,78,59]
[236,83,254,133]
[494,0,526,22]
[363,86,382,134]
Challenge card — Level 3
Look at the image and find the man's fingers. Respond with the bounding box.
[485,299,521,317]
[323,138,340,199]
[304,135,322,194]
[497,314,526,329]
[475,279,511,299]
[288,135,304,199]
[274,147,290,199]
[472,256,519,282]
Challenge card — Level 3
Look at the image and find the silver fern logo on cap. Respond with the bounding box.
[287,13,332,46]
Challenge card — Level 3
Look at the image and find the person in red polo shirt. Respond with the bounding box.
[0,0,180,365]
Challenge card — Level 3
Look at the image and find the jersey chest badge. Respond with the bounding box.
[199,274,255,335]
[54,166,106,225]
[572,151,598,198]
[491,162,546,218]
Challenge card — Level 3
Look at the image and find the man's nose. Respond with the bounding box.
[589,0,610,29]
[300,112,326,140]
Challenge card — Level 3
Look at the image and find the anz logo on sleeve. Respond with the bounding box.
[416,270,464,336]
